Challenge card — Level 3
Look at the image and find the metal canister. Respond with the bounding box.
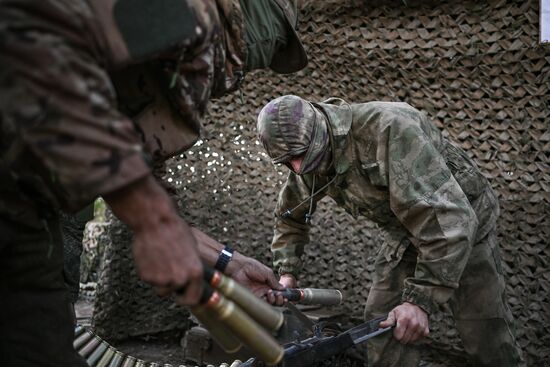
[73,329,94,350]
[107,351,125,367]
[95,346,116,367]
[208,270,284,332]
[86,340,110,366]
[78,335,103,357]
[120,355,137,367]
[205,291,283,366]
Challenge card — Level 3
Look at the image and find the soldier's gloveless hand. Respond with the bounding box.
[226,253,285,299]
[104,175,204,305]
[266,273,297,306]
[380,302,430,344]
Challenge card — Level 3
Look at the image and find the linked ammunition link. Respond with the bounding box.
[74,325,244,367]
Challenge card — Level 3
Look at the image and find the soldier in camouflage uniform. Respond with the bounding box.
[0,1,307,366]
[258,95,523,366]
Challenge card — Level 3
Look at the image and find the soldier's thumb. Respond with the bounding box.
[380,311,396,328]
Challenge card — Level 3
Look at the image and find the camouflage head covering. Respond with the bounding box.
[257,95,330,174]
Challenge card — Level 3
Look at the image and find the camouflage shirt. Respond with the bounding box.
[272,98,499,314]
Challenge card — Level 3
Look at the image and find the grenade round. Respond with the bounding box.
[120,355,136,367]
[95,346,116,367]
[74,324,86,338]
[78,335,103,357]
[73,329,94,350]
[107,351,125,367]
[274,288,343,306]
[86,340,110,366]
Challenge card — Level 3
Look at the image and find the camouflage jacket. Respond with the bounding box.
[0,0,245,218]
[272,99,499,314]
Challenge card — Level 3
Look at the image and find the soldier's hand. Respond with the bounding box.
[380,302,429,344]
[132,215,204,306]
[266,274,297,306]
[226,253,284,299]
[104,175,204,306]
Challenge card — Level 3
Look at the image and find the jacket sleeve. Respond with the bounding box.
[0,27,151,212]
[271,172,325,277]
[382,113,478,315]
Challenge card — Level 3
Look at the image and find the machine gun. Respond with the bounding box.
[238,310,392,367]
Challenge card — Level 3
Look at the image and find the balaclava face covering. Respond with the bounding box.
[240,0,289,71]
[257,95,332,175]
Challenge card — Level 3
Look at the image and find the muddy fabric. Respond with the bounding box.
[261,97,523,366]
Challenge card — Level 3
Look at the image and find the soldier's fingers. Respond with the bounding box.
[175,279,203,306]
[155,286,173,297]
[380,311,396,328]
[266,291,276,305]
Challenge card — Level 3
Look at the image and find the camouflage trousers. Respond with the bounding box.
[0,213,88,367]
[363,230,524,367]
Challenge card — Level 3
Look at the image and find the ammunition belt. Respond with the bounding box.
[74,324,244,367]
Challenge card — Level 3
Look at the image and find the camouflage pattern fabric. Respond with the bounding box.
[258,96,523,366]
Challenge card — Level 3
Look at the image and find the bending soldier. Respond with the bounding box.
[258,95,523,366]
[0,1,307,366]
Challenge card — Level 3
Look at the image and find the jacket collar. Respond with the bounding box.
[314,98,353,175]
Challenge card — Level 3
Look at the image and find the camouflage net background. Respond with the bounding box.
[91,0,549,365]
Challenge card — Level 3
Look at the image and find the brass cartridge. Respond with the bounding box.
[204,290,283,366]
[190,306,242,353]
[229,361,242,367]
[207,269,283,332]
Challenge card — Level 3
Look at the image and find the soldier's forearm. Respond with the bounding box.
[104,174,180,233]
